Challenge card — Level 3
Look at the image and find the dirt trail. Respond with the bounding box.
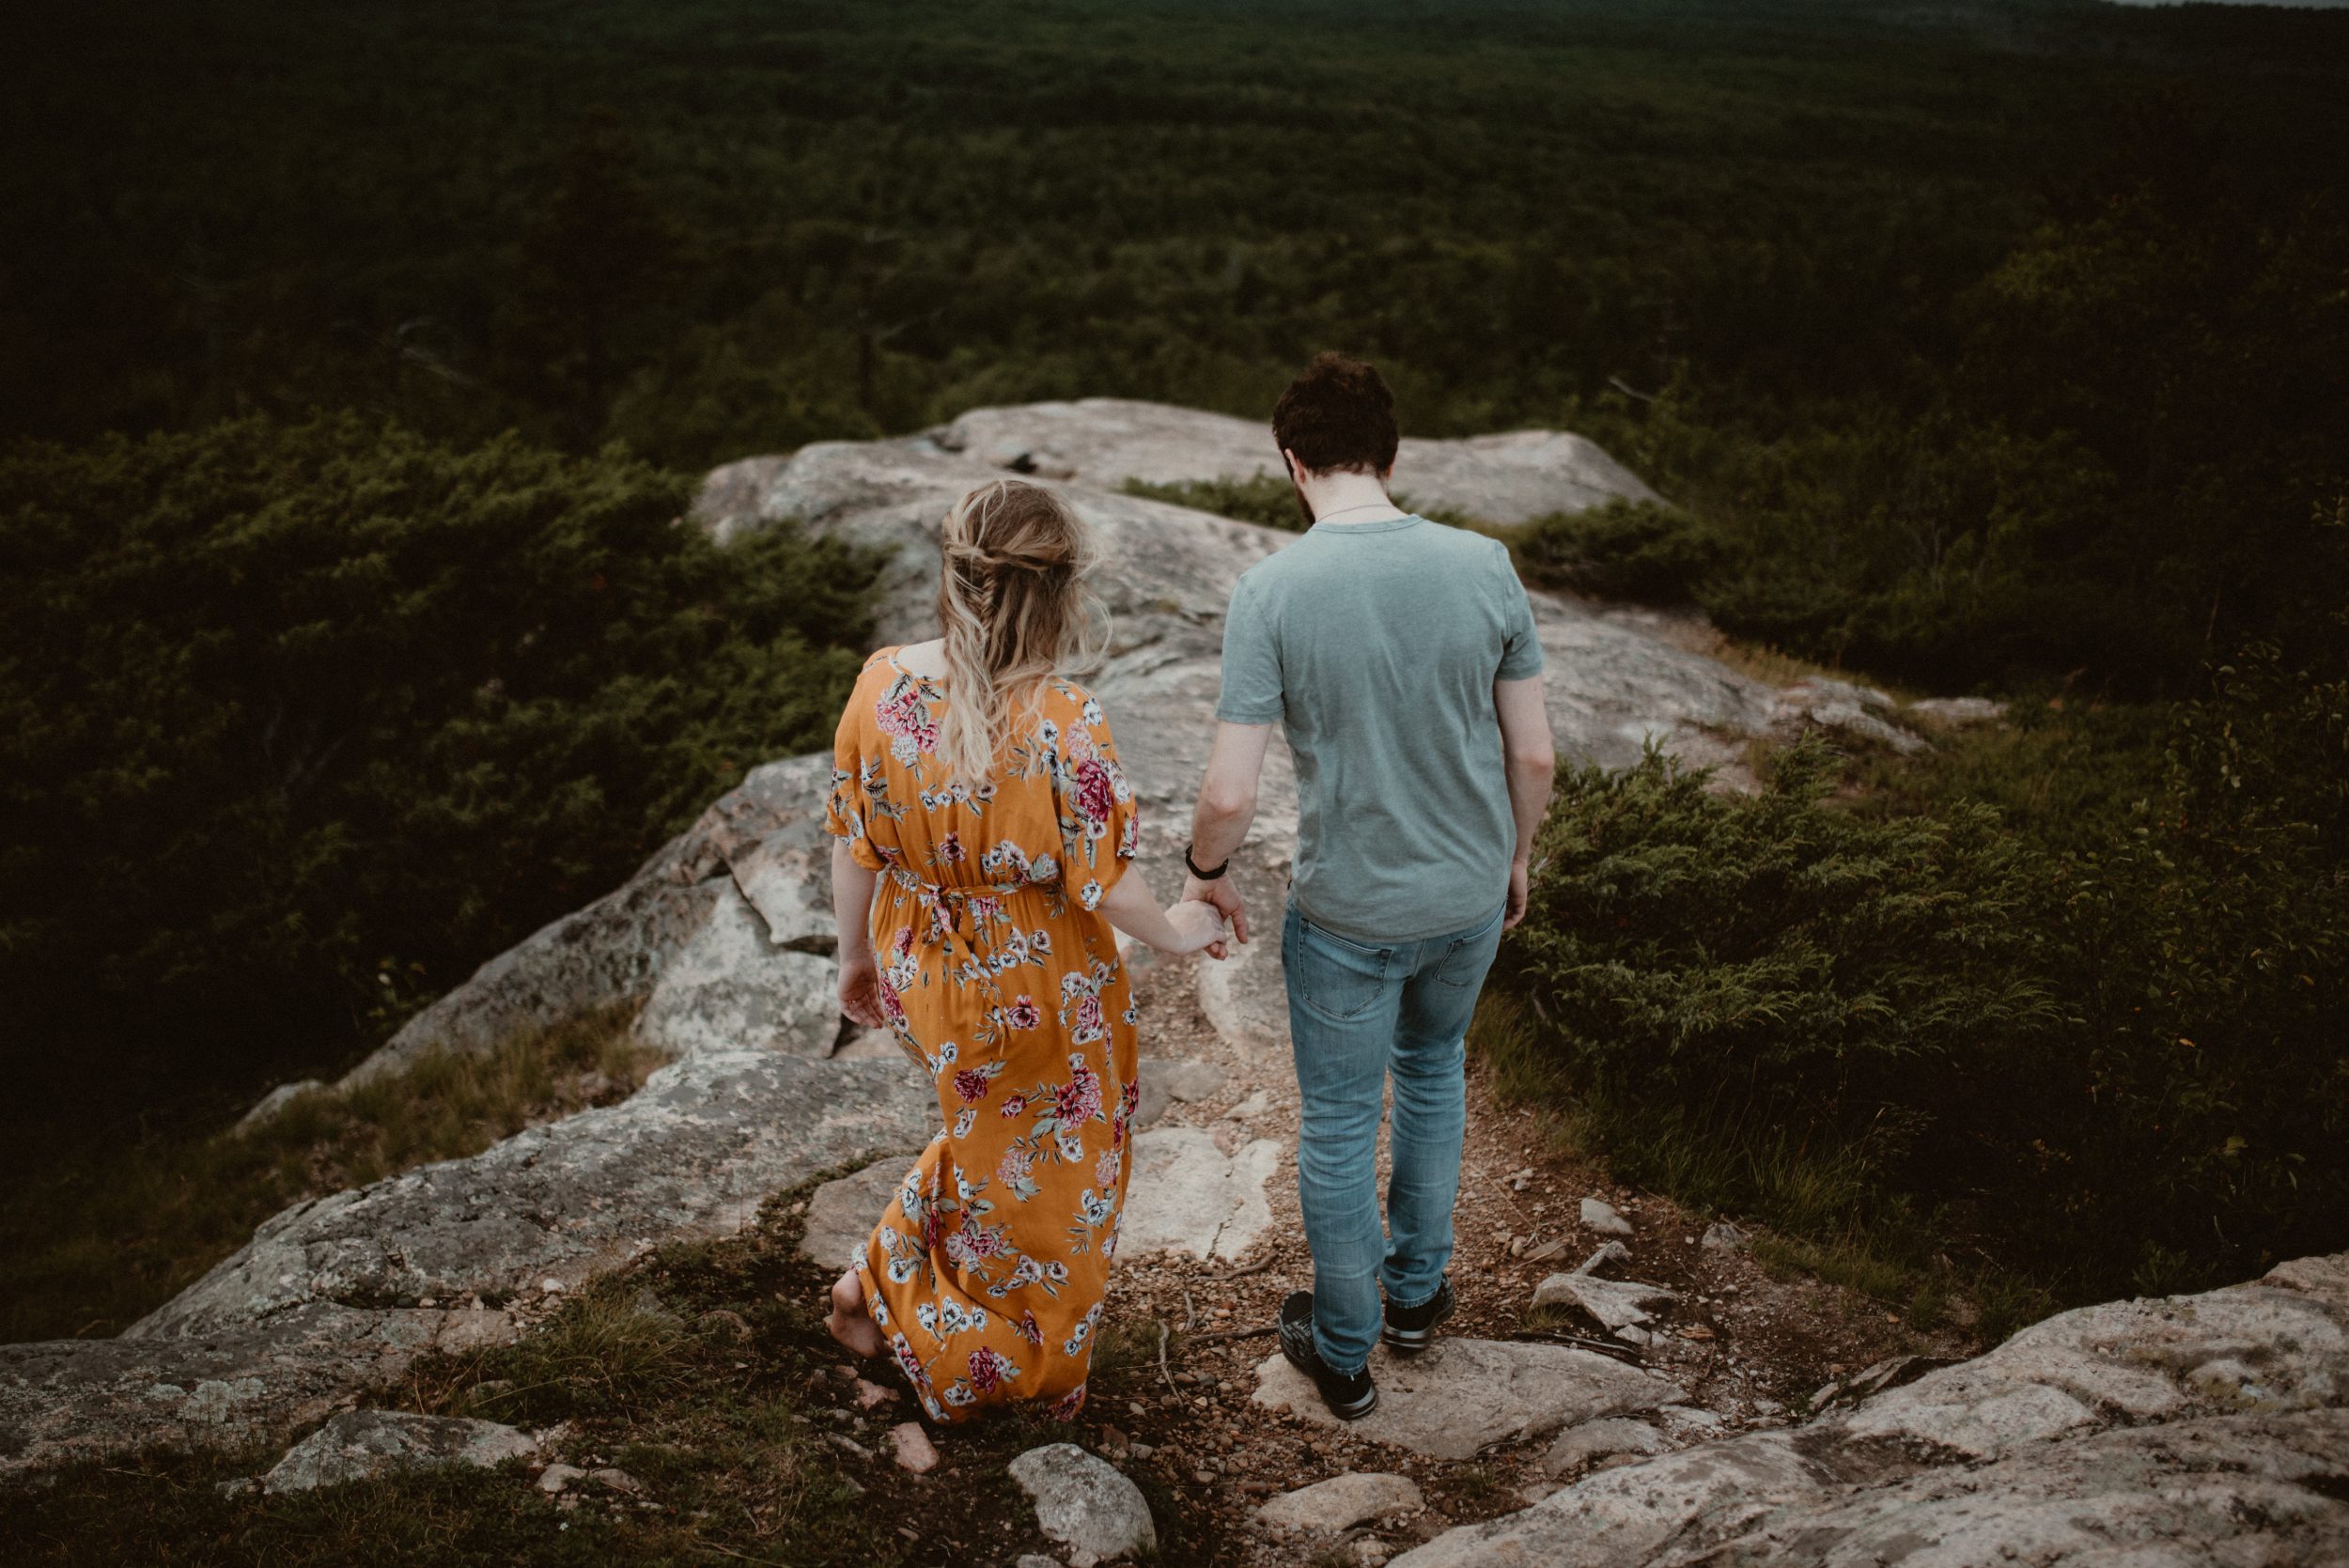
[1088,946,1981,1565]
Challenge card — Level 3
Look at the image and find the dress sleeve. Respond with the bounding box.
[1051,688,1140,912]
[823,669,887,871]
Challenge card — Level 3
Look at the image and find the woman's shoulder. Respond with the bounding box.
[1041,672,1108,719]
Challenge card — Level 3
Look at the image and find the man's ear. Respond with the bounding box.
[1280,448,1303,485]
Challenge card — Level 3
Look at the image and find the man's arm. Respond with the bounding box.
[1495,675,1555,929]
[1181,721,1275,942]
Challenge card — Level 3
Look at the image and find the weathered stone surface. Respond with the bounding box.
[1257,1470,1424,1532]
[1008,1441,1157,1566]
[1541,1417,1672,1475]
[0,1055,932,1474]
[1532,1272,1680,1332]
[1134,1055,1227,1129]
[798,1156,919,1271]
[1252,1338,1684,1461]
[135,1054,933,1341]
[0,1302,516,1479]
[1579,1198,1634,1236]
[1392,1252,2349,1567]
[259,1409,535,1495]
[1120,1127,1281,1262]
[933,398,1663,525]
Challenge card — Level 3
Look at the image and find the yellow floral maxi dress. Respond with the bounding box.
[822,647,1143,1423]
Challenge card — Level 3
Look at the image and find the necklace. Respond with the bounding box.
[1316,501,1395,521]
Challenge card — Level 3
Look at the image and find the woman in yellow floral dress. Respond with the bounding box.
[819,478,1226,1423]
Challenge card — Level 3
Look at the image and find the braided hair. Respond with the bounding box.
[933,479,1107,784]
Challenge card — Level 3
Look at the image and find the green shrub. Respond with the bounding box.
[1498,647,2349,1303]
[0,414,879,1111]
[1511,499,1723,602]
[1122,474,1303,531]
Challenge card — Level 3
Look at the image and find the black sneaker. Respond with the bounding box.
[1381,1275,1455,1355]
[1278,1291,1378,1421]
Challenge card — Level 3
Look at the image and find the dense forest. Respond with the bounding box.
[3,0,2344,1309]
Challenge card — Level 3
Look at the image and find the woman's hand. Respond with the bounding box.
[838,953,887,1029]
[1161,899,1230,956]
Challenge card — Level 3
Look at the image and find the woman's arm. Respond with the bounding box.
[1097,865,1227,955]
[832,838,885,1027]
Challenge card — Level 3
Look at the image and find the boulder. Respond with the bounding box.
[0,1054,931,1474]
[1392,1251,2349,1567]
[1134,1055,1227,1128]
[1541,1417,1671,1475]
[133,1053,933,1340]
[258,1409,535,1495]
[798,1157,918,1271]
[1007,1441,1157,1566]
[932,398,1663,524]
[1257,1470,1424,1532]
[1252,1337,1684,1461]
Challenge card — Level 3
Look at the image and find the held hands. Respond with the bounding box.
[1182,873,1250,946]
[1161,899,1231,957]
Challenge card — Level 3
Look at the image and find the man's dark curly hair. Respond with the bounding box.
[1271,352,1399,476]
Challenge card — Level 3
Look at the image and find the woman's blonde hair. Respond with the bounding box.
[933,478,1107,784]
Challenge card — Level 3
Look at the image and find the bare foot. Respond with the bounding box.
[826,1267,885,1358]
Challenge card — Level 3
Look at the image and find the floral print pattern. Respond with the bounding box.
[823,647,1140,1423]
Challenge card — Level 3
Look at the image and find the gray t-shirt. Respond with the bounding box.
[1215,514,1545,942]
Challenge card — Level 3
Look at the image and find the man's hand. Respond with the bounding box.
[1182,873,1249,946]
[837,953,886,1029]
[1503,858,1531,930]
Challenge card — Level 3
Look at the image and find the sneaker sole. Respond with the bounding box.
[1380,1291,1455,1355]
[1280,1315,1379,1421]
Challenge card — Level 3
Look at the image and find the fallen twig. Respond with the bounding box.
[1182,1289,1196,1332]
[1157,1319,1174,1391]
[1215,1257,1276,1281]
[1509,1327,1645,1365]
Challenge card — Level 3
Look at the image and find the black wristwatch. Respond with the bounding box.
[1184,841,1230,880]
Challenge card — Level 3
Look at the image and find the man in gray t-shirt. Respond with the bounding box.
[1176,353,1557,1421]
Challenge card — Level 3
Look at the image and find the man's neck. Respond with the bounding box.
[1299,471,1405,525]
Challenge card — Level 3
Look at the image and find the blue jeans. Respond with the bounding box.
[1282,897,1508,1374]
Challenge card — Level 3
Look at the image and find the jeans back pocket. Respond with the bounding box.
[1291,916,1392,1021]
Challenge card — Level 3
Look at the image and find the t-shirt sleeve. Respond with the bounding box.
[1214,574,1285,724]
[822,670,887,871]
[1494,544,1546,681]
[1052,691,1140,911]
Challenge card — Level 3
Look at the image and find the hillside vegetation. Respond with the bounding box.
[3,0,2344,1312]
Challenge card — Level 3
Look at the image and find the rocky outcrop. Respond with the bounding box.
[1252,1338,1685,1462]
[929,397,1664,524]
[1,398,1946,1482]
[257,1409,536,1495]
[0,1054,931,1477]
[349,400,1925,1102]
[1391,1250,2349,1566]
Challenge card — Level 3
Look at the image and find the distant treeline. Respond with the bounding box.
[2,0,2344,1141]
